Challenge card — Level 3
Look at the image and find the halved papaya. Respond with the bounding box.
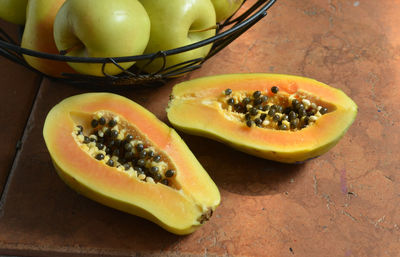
[167,73,358,163]
[43,93,220,235]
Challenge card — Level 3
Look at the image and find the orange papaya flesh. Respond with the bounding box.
[43,93,220,235]
[166,73,358,163]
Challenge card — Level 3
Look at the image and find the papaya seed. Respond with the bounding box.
[98,116,106,125]
[246,120,253,127]
[289,111,297,121]
[110,130,118,138]
[76,125,83,135]
[276,105,283,114]
[112,148,120,157]
[161,179,169,186]
[302,116,310,126]
[106,159,114,167]
[96,142,104,150]
[124,142,133,151]
[224,88,232,95]
[253,90,261,99]
[279,124,288,130]
[150,166,159,173]
[153,172,162,181]
[108,119,117,127]
[234,104,244,113]
[124,151,134,160]
[153,155,161,162]
[271,86,279,94]
[261,95,268,103]
[105,147,111,154]
[125,134,133,142]
[95,153,105,160]
[133,166,141,173]
[83,136,90,144]
[320,107,328,115]
[227,98,235,105]
[249,107,258,116]
[136,143,144,152]
[242,97,251,105]
[262,105,270,111]
[147,150,154,158]
[268,109,276,117]
[290,118,299,129]
[139,150,147,159]
[165,169,175,178]
[253,97,263,106]
[137,159,146,167]
[298,109,307,118]
[91,119,99,128]
[295,103,304,111]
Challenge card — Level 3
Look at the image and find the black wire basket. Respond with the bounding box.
[0,0,276,87]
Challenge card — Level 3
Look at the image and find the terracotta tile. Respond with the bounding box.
[0,20,41,194]
[1,0,399,256]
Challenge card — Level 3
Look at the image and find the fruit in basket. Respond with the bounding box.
[53,0,150,77]
[21,0,76,77]
[0,0,28,25]
[210,0,244,22]
[43,93,220,235]
[137,0,216,74]
[167,73,358,163]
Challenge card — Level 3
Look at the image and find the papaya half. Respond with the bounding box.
[43,93,220,235]
[167,73,358,163]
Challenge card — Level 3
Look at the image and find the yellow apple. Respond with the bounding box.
[21,0,75,77]
[53,0,150,76]
[210,0,244,22]
[137,0,216,74]
[0,0,28,25]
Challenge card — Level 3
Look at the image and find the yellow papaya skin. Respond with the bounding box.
[167,73,358,163]
[43,93,220,235]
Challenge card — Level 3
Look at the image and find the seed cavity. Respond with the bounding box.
[220,88,332,131]
[72,112,177,188]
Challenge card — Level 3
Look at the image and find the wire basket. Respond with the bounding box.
[0,0,276,87]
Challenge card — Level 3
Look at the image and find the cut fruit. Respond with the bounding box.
[43,93,220,235]
[167,73,358,163]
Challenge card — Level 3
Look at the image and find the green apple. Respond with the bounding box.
[210,0,244,22]
[137,0,216,74]
[0,0,28,25]
[53,0,150,76]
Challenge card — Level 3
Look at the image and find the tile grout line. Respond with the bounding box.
[0,75,44,213]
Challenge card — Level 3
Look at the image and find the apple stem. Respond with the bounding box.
[189,24,219,33]
[59,43,84,55]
